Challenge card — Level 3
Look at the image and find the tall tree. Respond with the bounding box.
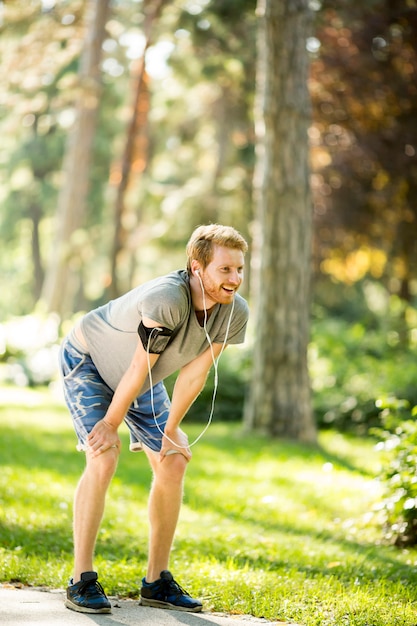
[40,0,110,316]
[109,0,170,300]
[244,0,317,442]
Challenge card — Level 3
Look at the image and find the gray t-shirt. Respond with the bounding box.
[81,270,249,394]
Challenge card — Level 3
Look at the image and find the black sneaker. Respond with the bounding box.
[140,570,202,612]
[65,571,111,614]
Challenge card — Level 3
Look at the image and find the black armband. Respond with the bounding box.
[138,321,173,354]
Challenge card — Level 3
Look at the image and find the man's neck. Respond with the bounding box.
[195,305,216,327]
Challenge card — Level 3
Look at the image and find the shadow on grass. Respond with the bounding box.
[175,518,417,586]
[0,414,152,570]
[0,518,72,554]
[0,405,374,479]
[0,419,374,537]
[193,425,377,478]
[2,407,413,595]
[0,420,151,483]
[0,513,150,562]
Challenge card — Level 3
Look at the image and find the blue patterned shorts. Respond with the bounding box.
[59,337,170,453]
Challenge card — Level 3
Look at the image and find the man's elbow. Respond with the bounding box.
[181,370,209,392]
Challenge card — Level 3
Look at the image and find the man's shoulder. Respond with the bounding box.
[150,270,190,301]
[147,269,186,286]
[138,270,188,295]
[138,270,191,328]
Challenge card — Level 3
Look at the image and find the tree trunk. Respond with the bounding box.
[40,0,109,316]
[109,0,170,299]
[30,201,44,300]
[109,62,150,300]
[244,0,316,443]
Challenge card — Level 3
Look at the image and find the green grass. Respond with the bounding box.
[1,387,417,625]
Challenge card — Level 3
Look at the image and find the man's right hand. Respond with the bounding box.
[87,419,121,457]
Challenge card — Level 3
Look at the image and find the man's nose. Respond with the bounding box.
[229,270,240,285]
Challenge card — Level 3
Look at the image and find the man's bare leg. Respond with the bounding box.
[72,449,119,582]
[143,448,187,582]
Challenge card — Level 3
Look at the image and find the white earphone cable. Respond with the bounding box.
[146,272,235,449]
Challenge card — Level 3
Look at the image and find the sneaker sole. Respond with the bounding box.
[140,597,202,612]
[65,598,112,614]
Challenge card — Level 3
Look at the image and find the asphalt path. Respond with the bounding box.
[0,585,299,626]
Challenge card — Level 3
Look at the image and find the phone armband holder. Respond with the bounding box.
[138,321,173,354]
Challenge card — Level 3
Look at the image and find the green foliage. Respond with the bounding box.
[4,278,417,438]
[310,280,417,433]
[372,398,417,547]
[0,311,251,420]
[2,390,417,625]
[0,0,257,316]
[1,0,416,324]
[163,346,251,423]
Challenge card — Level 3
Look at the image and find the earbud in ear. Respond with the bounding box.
[195,269,200,275]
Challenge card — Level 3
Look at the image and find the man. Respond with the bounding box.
[59,224,249,614]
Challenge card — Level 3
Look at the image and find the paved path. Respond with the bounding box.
[1,585,299,626]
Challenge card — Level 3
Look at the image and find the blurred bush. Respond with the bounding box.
[310,279,417,434]
[0,313,252,424]
[309,316,417,432]
[372,398,417,546]
[2,278,417,434]
[0,313,61,386]
[163,346,251,423]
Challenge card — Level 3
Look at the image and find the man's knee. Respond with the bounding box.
[86,451,119,484]
[157,452,188,482]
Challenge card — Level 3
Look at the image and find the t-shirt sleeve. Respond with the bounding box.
[138,282,189,330]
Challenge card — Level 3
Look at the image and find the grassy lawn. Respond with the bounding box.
[1,386,417,625]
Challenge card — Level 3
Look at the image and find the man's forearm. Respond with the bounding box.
[165,343,224,433]
[104,352,159,429]
[165,371,207,433]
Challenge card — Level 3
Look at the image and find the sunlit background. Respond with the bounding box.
[1,0,417,436]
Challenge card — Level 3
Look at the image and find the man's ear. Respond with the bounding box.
[191,261,201,276]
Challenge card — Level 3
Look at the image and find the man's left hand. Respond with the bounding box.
[160,427,191,462]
